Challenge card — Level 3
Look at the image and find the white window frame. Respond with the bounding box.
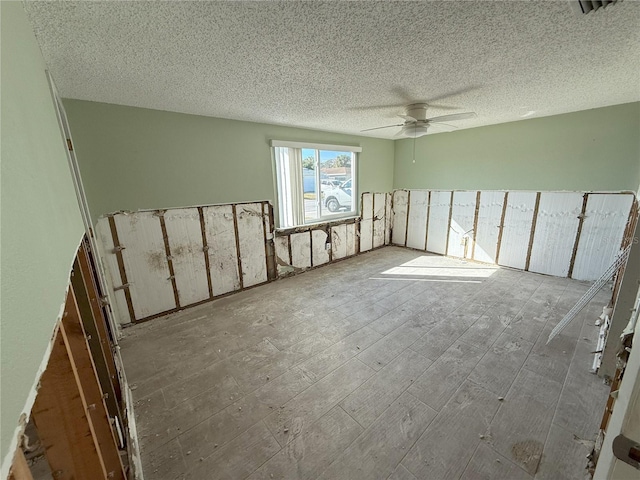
[271,140,361,229]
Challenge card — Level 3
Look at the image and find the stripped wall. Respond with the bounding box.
[392,189,636,281]
[274,192,392,277]
[96,193,391,324]
[96,201,275,324]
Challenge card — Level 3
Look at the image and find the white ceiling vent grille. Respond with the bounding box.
[573,0,619,14]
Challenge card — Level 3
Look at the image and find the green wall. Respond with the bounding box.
[394,102,640,192]
[0,1,85,470]
[63,100,395,222]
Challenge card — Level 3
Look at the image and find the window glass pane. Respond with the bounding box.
[320,151,354,217]
[302,148,318,222]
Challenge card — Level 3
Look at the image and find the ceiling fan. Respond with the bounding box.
[361,103,477,138]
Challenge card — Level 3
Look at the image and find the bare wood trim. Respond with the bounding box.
[445,191,454,256]
[264,202,277,280]
[107,215,136,323]
[471,191,481,260]
[8,448,32,480]
[404,190,411,247]
[158,212,181,308]
[371,192,376,247]
[261,202,272,279]
[75,250,123,429]
[198,207,214,299]
[568,193,589,278]
[309,230,314,268]
[383,192,388,246]
[61,289,125,479]
[231,204,244,289]
[32,328,107,479]
[495,191,509,264]
[356,218,362,254]
[287,233,293,265]
[424,191,431,251]
[525,192,542,272]
[385,190,397,245]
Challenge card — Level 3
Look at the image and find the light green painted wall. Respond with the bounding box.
[0,1,85,467]
[63,100,395,221]
[394,102,640,192]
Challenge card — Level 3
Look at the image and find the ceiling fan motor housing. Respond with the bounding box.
[406,103,429,121]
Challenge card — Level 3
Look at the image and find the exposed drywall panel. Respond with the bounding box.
[406,190,429,251]
[448,191,477,259]
[373,193,386,249]
[163,208,209,306]
[63,100,395,222]
[427,191,452,255]
[274,235,290,271]
[360,193,374,252]
[394,103,640,193]
[529,192,583,277]
[114,212,176,319]
[236,203,268,288]
[385,193,392,245]
[346,223,357,257]
[291,232,312,269]
[474,191,505,264]
[498,192,537,270]
[331,224,348,260]
[202,205,241,296]
[95,218,131,325]
[312,230,330,266]
[572,193,635,281]
[392,190,409,246]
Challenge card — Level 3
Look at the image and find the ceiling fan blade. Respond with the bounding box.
[427,112,477,123]
[361,124,404,132]
[427,85,482,104]
[398,114,417,122]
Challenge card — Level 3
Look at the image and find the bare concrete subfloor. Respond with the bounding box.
[121,246,610,480]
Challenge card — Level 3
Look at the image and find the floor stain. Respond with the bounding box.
[511,439,544,474]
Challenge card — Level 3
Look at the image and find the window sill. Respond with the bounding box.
[275,215,359,235]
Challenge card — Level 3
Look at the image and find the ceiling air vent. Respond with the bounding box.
[573,0,619,14]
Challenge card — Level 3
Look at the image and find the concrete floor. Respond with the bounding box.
[121,246,611,480]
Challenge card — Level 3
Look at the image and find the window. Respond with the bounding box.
[272,141,360,228]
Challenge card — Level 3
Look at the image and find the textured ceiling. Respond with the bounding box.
[24,0,640,138]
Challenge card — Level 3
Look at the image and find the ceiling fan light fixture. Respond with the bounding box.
[402,124,429,138]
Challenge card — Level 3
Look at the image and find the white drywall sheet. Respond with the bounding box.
[164,208,209,306]
[360,193,374,252]
[529,192,583,277]
[114,212,176,319]
[385,193,392,245]
[290,232,311,269]
[448,191,477,259]
[274,235,291,274]
[392,190,408,246]
[473,191,505,264]
[202,205,241,296]
[406,190,429,251]
[95,217,131,324]
[572,193,635,281]
[236,203,268,288]
[373,193,386,249]
[426,191,451,255]
[312,230,330,266]
[498,191,537,270]
[331,224,348,260]
[346,223,357,257]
